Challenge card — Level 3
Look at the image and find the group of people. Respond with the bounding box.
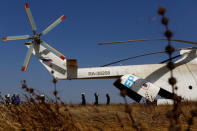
[81,92,110,106]
[0,91,110,106]
[0,93,20,106]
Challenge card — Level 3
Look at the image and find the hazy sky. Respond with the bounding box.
[0,0,197,104]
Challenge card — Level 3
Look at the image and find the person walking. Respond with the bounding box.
[94,92,99,105]
[11,94,16,104]
[106,93,110,105]
[15,94,20,105]
[5,94,10,105]
[81,93,86,106]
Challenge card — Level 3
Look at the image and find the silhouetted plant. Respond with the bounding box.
[120,89,144,131]
[158,6,182,130]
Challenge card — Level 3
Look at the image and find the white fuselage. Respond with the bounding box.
[32,44,197,101]
[75,62,197,100]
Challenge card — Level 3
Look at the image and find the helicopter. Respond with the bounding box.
[2,3,197,104]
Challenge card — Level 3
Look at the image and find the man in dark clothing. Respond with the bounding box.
[94,92,99,105]
[40,94,45,103]
[0,92,3,104]
[11,94,16,104]
[106,93,110,105]
[81,93,86,106]
[15,95,20,106]
[5,94,10,105]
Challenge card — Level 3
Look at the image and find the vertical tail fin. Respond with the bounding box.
[27,42,67,79]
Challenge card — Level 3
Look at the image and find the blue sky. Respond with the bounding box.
[0,0,197,104]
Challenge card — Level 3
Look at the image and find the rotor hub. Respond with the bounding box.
[33,34,41,43]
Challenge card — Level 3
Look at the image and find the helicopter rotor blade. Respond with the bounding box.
[160,55,181,63]
[101,48,186,67]
[98,38,197,45]
[2,35,31,41]
[40,40,66,60]
[21,44,34,72]
[159,49,195,63]
[24,3,37,34]
[101,51,166,67]
[39,15,66,36]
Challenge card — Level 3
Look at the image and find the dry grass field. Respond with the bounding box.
[0,102,197,131]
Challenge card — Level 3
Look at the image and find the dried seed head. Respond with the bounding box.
[53,90,58,96]
[30,98,35,103]
[162,17,168,25]
[191,110,197,117]
[26,88,29,92]
[175,95,182,102]
[165,30,173,38]
[53,78,57,84]
[167,62,175,70]
[125,105,131,114]
[168,77,177,85]
[166,111,173,119]
[165,45,175,54]
[21,84,27,89]
[158,7,166,15]
[120,89,127,97]
[173,111,180,120]
[169,125,181,131]
[36,95,41,100]
[29,88,34,94]
[188,118,193,125]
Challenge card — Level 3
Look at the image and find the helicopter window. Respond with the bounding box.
[189,86,192,90]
